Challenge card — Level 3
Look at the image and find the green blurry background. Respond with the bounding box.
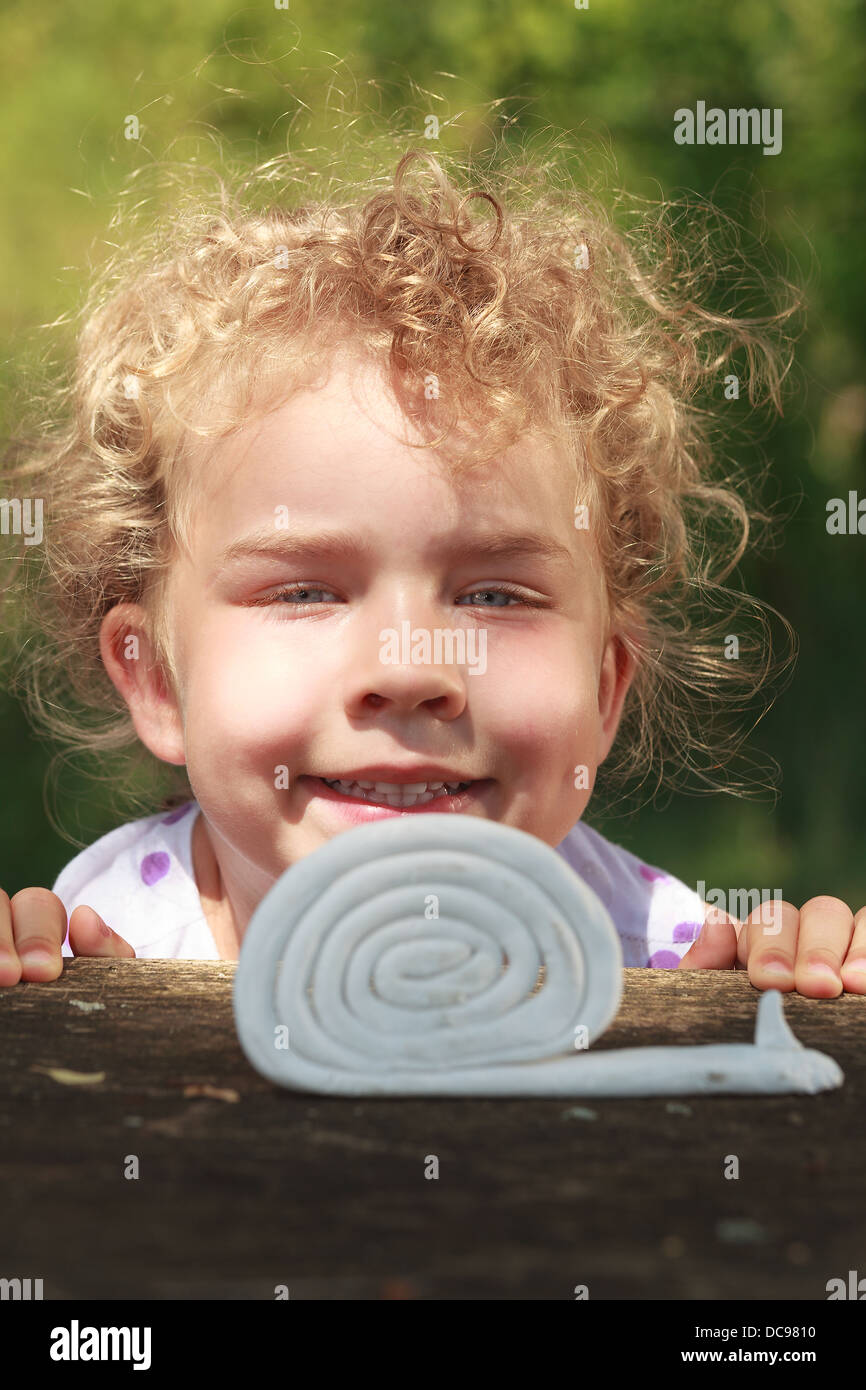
[0,0,863,904]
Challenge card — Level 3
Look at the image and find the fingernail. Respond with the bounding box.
[21,948,55,968]
[843,957,866,976]
[760,958,793,978]
[804,961,838,982]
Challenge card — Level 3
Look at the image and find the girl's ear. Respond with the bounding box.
[597,633,636,765]
[99,603,187,766]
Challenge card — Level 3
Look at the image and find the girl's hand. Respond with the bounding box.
[677,896,866,996]
[0,887,135,986]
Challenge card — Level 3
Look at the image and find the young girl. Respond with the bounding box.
[1,139,863,995]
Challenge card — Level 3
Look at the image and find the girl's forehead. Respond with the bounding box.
[189,358,577,518]
[194,450,578,567]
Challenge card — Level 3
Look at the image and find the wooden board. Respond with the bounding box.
[1,961,863,1299]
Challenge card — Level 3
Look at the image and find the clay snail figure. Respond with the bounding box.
[233,815,843,1099]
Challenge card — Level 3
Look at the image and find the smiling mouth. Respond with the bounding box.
[315,777,474,808]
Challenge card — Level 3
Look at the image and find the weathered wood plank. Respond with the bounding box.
[1,962,863,1299]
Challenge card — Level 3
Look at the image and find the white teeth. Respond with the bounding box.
[372,781,445,793]
[319,777,471,806]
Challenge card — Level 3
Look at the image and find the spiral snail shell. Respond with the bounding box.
[233,815,843,1098]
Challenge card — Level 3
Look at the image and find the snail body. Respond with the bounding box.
[233,815,843,1099]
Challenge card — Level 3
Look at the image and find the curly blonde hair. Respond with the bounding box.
[0,127,802,839]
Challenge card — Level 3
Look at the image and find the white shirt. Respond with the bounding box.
[54,800,705,967]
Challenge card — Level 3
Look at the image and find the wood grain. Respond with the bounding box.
[1,960,863,1299]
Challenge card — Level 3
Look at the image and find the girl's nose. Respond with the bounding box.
[343,607,476,719]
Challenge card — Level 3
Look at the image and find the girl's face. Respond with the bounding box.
[104,349,634,932]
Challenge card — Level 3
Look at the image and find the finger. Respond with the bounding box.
[743,898,799,991]
[9,887,66,982]
[677,908,740,970]
[67,904,136,959]
[841,905,866,994]
[0,890,22,986]
[791,895,853,998]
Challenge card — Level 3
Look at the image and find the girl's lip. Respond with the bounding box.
[300,775,491,819]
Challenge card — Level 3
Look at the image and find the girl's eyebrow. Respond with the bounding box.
[210,526,576,580]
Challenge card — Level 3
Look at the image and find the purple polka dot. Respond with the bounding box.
[141,851,171,886]
[649,949,680,969]
[639,864,669,883]
[161,802,194,825]
[673,920,702,943]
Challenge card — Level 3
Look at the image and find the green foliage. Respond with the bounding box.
[1,0,863,905]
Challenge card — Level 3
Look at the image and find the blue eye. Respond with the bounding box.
[456,588,522,607]
[270,587,336,604]
[253,584,541,612]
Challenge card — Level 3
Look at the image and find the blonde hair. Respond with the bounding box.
[1,126,802,839]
